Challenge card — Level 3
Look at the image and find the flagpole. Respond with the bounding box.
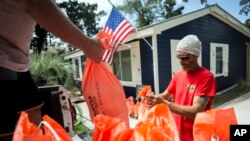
[107,0,160,95]
[107,0,153,50]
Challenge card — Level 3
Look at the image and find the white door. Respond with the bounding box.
[170,39,202,75]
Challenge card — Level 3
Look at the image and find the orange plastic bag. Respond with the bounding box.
[139,86,151,97]
[12,112,48,141]
[126,96,135,116]
[135,85,152,121]
[133,101,141,118]
[92,114,133,141]
[82,58,129,126]
[42,115,72,141]
[12,112,72,141]
[137,100,150,121]
[193,107,238,141]
[131,104,180,141]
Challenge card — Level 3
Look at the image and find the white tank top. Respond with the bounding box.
[0,0,36,72]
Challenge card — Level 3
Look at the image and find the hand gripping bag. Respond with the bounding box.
[193,107,238,141]
[96,30,113,50]
[82,58,129,126]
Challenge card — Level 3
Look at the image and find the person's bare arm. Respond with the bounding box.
[147,94,210,119]
[21,0,104,61]
[166,95,210,119]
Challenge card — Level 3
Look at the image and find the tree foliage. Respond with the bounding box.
[162,0,184,19]
[117,0,160,28]
[31,0,106,54]
[117,0,186,28]
[239,0,250,28]
[58,0,106,36]
[31,25,48,54]
[240,0,250,16]
[182,0,207,5]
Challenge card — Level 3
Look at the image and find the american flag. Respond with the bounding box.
[101,6,135,64]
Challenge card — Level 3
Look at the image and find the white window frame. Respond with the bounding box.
[72,57,82,81]
[111,41,142,87]
[210,43,229,77]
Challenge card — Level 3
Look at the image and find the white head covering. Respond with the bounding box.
[176,35,201,56]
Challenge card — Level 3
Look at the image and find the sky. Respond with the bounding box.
[57,0,248,27]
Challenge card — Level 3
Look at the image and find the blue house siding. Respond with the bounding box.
[157,14,249,92]
[123,87,136,98]
[157,35,174,93]
[140,37,155,89]
[123,37,154,98]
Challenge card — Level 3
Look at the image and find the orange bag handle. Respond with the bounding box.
[139,85,151,97]
[43,115,73,141]
[38,121,61,141]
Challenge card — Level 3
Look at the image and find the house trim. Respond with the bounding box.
[64,49,83,60]
[152,34,159,94]
[210,43,229,77]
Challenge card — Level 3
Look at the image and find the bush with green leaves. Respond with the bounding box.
[29,52,74,89]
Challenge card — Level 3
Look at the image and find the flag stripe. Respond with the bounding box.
[100,6,135,64]
[102,50,109,61]
[115,25,134,44]
[113,21,129,42]
[113,21,133,44]
[107,45,119,64]
[105,22,134,63]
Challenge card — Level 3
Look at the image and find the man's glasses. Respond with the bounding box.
[176,55,192,61]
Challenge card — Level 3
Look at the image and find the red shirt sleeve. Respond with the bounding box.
[195,74,216,97]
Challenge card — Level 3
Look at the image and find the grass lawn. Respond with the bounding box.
[212,84,250,108]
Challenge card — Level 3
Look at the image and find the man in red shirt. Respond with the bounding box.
[147,35,217,141]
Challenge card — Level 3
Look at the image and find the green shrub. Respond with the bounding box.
[29,52,74,89]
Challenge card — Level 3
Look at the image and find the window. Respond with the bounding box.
[72,57,82,80]
[113,50,132,81]
[210,43,229,77]
[112,41,142,87]
[75,59,80,78]
[216,47,223,74]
